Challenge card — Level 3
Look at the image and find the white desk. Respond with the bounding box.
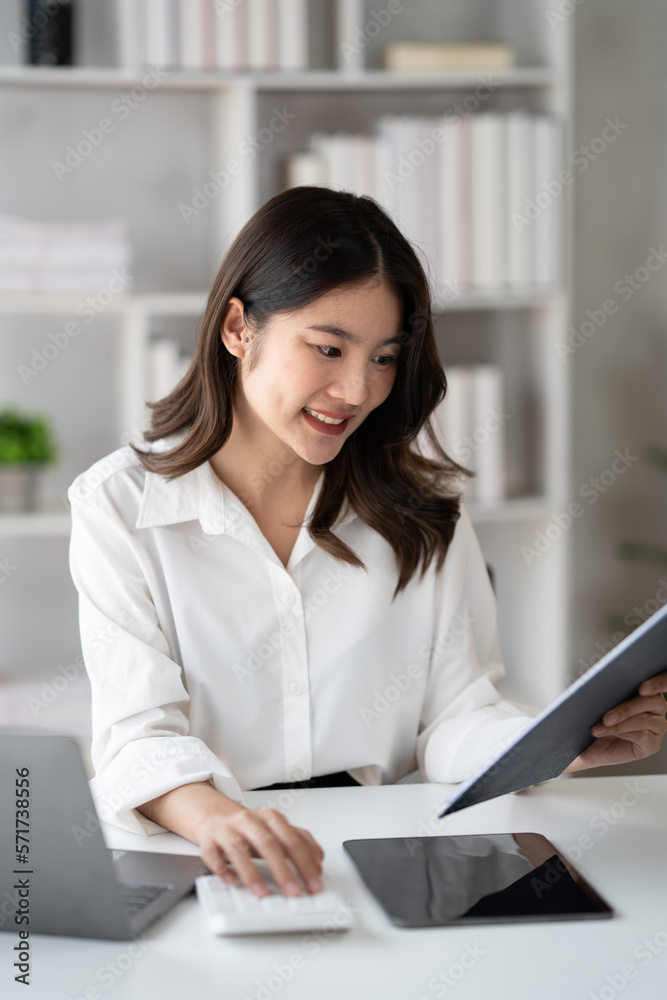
[2,775,667,1000]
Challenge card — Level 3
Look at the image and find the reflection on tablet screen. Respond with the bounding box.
[343,833,613,927]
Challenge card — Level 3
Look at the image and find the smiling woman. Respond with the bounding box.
[66,186,667,905]
[134,186,469,594]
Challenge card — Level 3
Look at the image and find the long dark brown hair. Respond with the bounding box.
[131,186,471,596]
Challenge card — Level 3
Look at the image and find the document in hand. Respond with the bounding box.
[439,601,667,816]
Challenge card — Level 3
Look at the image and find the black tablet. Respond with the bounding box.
[439,600,667,817]
[343,833,613,927]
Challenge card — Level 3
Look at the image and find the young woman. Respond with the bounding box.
[68,186,667,902]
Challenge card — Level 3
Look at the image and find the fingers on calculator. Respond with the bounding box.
[206,808,324,898]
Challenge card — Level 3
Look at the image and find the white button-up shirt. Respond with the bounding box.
[67,435,536,835]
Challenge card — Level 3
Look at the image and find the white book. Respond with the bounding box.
[336,0,363,71]
[431,366,476,499]
[199,0,217,70]
[149,337,181,400]
[437,116,472,297]
[395,116,422,246]
[471,364,506,502]
[116,0,144,71]
[373,120,401,226]
[145,0,178,69]
[308,131,334,185]
[470,113,507,291]
[418,116,440,291]
[507,111,535,290]
[285,150,328,188]
[328,132,356,193]
[247,0,279,70]
[278,0,308,70]
[214,0,248,70]
[353,134,375,199]
[534,115,563,289]
[179,0,202,69]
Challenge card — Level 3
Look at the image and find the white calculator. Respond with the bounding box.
[195,870,355,936]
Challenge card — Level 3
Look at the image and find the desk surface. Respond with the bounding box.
[2,775,666,1000]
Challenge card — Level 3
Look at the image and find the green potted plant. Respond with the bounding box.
[0,408,58,512]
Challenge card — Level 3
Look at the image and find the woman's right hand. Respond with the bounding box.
[196,804,325,898]
[137,781,324,898]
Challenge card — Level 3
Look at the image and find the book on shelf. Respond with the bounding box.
[470,112,507,290]
[119,0,309,72]
[382,42,515,73]
[417,364,507,504]
[283,111,563,298]
[0,214,131,294]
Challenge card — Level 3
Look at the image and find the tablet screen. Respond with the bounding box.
[343,833,613,927]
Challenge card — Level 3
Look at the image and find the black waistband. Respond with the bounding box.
[252,770,361,791]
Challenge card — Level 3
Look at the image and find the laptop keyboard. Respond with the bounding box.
[120,881,173,916]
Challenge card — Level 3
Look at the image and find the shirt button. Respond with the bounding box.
[292,769,305,781]
[289,682,302,696]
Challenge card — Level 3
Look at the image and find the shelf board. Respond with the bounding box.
[0,508,71,537]
[0,292,207,315]
[432,288,563,312]
[0,65,558,92]
[467,497,560,524]
[0,289,560,317]
[0,497,558,536]
[0,292,133,314]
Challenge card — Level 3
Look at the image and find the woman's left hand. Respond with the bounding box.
[564,669,667,772]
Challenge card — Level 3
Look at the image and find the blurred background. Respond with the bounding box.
[0,0,665,774]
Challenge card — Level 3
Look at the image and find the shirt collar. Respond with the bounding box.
[135,437,357,536]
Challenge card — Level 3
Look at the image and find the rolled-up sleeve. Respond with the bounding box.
[67,486,246,835]
[416,506,539,784]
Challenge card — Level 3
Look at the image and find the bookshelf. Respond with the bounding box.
[0,0,572,710]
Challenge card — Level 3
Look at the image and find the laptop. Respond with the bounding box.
[0,731,208,940]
